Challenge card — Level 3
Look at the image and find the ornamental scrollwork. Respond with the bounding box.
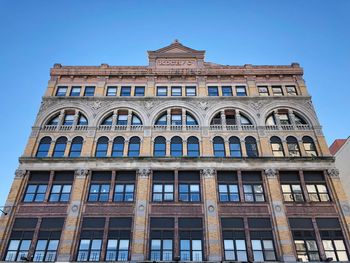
[138,168,151,178]
[15,169,26,178]
[327,168,339,178]
[264,168,278,178]
[75,169,89,177]
[201,168,216,178]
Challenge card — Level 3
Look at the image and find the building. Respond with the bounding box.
[330,137,350,205]
[0,40,350,262]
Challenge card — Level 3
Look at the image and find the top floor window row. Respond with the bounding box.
[258,85,299,96]
[54,84,302,97]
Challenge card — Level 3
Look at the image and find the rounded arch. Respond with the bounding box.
[52,136,68,157]
[36,136,52,157]
[229,136,242,157]
[128,136,141,157]
[212,136,226,157]
[154,136,166,157]
[152,106,203,126]
[37,105,91,127]
[187,136,200,157]
[245,136,259,157]
[170,136,183,157]
[98,108,144,126]
[263,107,314,127]
[112,136,125,157]
[206,107,256,126]
[95,136,109,157]
[69,136,84,157]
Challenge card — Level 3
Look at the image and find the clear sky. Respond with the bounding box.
[0,0,349,206]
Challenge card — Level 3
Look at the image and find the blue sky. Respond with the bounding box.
[0,0,349,206]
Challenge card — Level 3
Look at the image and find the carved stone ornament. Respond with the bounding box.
[75,169,89,177]
[198,101,208,110]
[15,169,26,178]
[327,168,340,178]
[91,100,102,110]
[201,168,216,178]
[250,101,263,112]
[144,101,154,110]
[264,168,278,178]
[138,168,151,178]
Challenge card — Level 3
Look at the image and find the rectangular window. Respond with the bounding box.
[5,218,37,261]
[242,172,265,202]
[33,218,64,262]
[272,85,283,96]
[107,86,117,96]
[317,218,348,261]
[70,86,81,96]
[56,86,67,96]
[217,171,239,202]
[157,86,168,96]
[304,172,330,202]
[236,86,247,96]
[221,218,247,261]
[120,86,131,96]
[150,218,174,261]
[179,218,203,261]
[249,218,276,261]
[49,171,74,202]
[63,114,74,125]
[152,171,174,202]
[114,172,135,202]
[77,218,105,261]
[208,86,219,96]
[222,86,233,96]
[117,114,128,125]
[84,86,95,97]
[286,85,298,95]
[171,86,182,96]
[23,172,50,203]
[106,218,132,261]
[185,86,196,96]
[258,86,269,96]
[88,172,111,202]
[134,86,145,96]
[280,172,304,202]
[171,114,182,125]
[289,218,320,262]
[178,171,200,202]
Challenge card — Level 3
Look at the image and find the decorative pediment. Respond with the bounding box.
[148,40,205,68]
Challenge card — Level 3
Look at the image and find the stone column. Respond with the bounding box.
[131,168,152,261]
[240,139,247,157]
[264,169,296,262]
[57,169,90,261]
[201,169,222,261]
[236,110,241,130]
[166,139,171,157]
[166,109,171,131]
[224,139,231,157]
[0,169,28,256]
[220,110,226,130]
[123,140,129,157]
[183,139,187,157]
[246,78,258,96]
[64,140,72,157]
[326,169,350,241]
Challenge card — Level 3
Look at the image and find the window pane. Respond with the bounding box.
[252,240,262,250]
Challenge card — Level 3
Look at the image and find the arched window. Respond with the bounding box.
[187,136,200,157]
[303,136,318,157]
[112,137,125,157]
[78,114,88,125]
[36,137,52,157]
[102,114,113,125]
[245,136,259,157]
[240,114,252,125]
[213,137,226,157]
[69,136,83,157]
[286,136,301,157]
[210,110,253,125]
[294,113,307,125]
[270,136,284,157]
[131,114,142,125]
[154,136,166,157]
[128,137,140,157]
[63,113,75,126]
[171,136,183,157]
[229,136,241,157]
[96,137,109,157]
[186,114,198,125]
[48,115,59,125]
[53,137,68,157]
[155,113,167,125]
[265,114,276,126]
